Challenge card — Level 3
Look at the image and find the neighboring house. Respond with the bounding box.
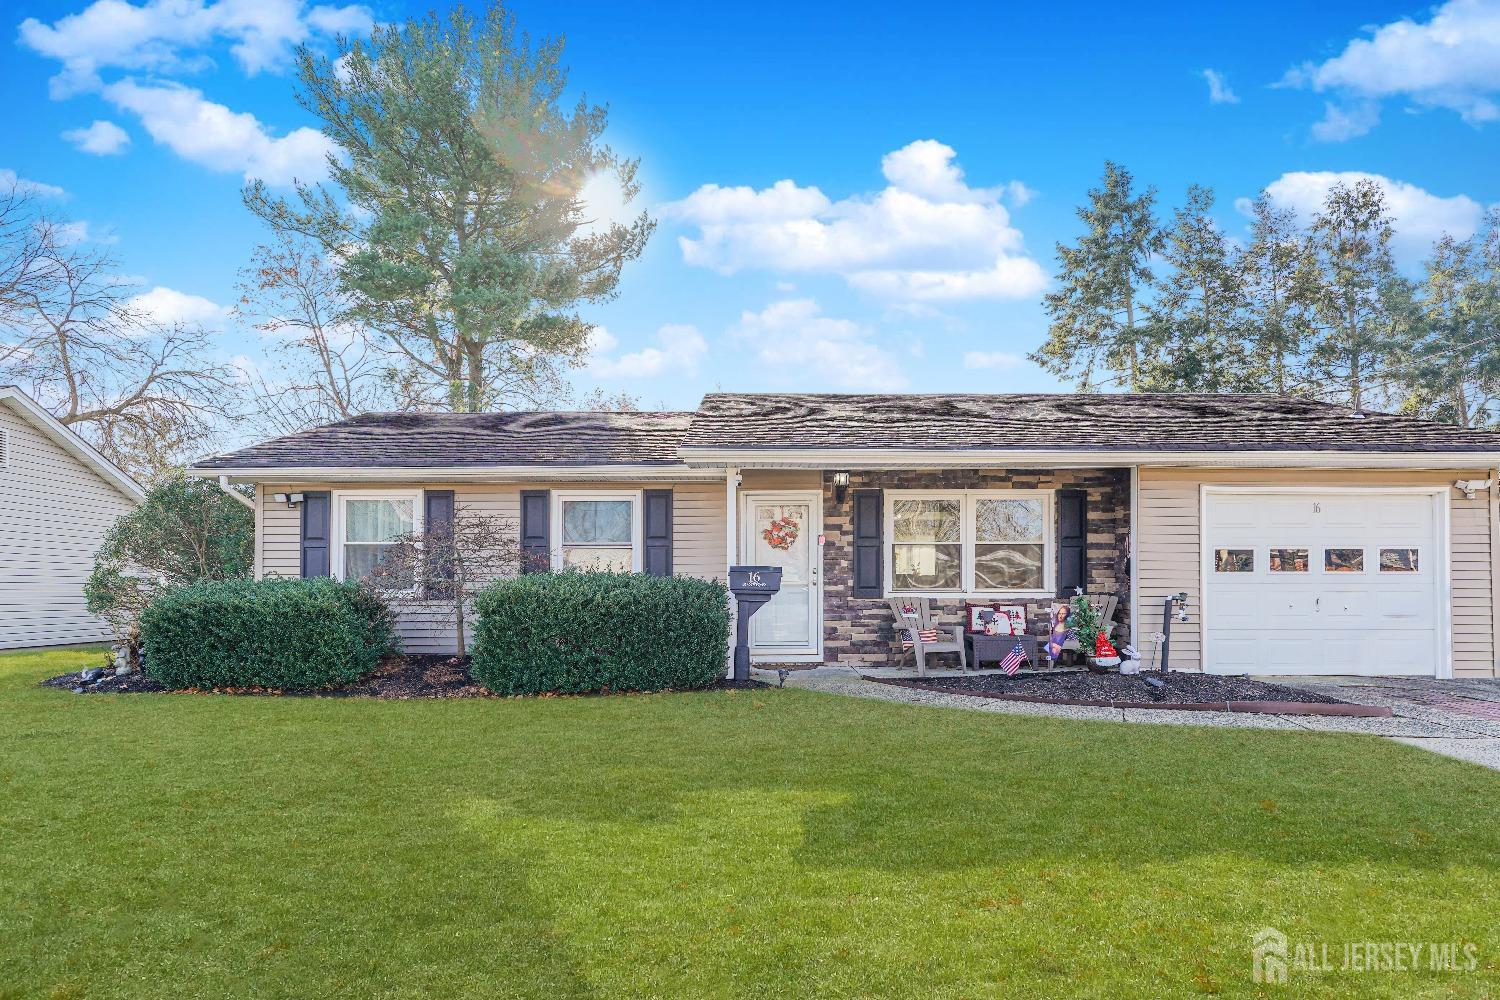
[0,386,144,649]
[188,393,1500,679]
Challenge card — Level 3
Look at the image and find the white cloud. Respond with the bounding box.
[62,119,131,155]
[730,299,907,390]
[962,350,1024,371]
[1283,0,1500,137]
[1254,170,1487,266]
[586,324,708,379]
[52,220,118,245]
[1202,68,1239,104]
[665,140,1046,302]
[1309,101,1382,142]
[18,0,374,97]
[0,169,65,198]
[103,78,333,184]
[130,285,227,327]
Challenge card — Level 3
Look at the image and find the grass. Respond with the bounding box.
[1,647,1497,999]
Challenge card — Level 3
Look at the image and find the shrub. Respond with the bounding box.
[86,475,254,640]
[470,572,730,695]
[139,578,399,690]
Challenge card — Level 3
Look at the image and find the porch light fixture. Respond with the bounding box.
[273,492,305,507]
[832,471,851,502]
[1455,479,1493,501]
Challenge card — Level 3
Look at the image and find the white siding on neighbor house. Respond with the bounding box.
[1136,467,1496,677]
[256,479,729,655]
[0,401,138,649]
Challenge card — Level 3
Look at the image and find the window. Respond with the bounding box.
[1269,548,1308,572]
[554,491,641,572]
[337,493,418,582]
[1380,548,1419,572]
[1214,549,1253,573]
[1324,548,1364,572]
[887,491,1053,595]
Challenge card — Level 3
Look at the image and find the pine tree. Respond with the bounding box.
[1240,195,1315,394]
[1031,161,1163,389]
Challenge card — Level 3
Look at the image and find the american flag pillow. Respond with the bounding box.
[900,627,941,648]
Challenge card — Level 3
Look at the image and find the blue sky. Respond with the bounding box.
[6,0,1500,414]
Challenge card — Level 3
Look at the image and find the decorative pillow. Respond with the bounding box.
[966,603,1026,635]
[899,627,941,649]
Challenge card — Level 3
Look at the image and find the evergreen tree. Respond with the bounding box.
[245,4,654,413]
[1302,180,1403,411]
[1239,195,1315,394]
[1140,185,1253,392]
[1031,162,1163,389]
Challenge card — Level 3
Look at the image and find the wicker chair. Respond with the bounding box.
[887,597,967,676]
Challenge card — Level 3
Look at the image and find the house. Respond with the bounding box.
[1,386,144,649]
[187,393,1500,679]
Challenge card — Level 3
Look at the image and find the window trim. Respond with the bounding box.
[883,489,1055,597]
[330,489,423,584]
[551,489,644,573]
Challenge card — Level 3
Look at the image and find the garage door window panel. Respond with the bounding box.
[1324,548,1364,573]
[1269,548,1309,572]
[1214,549,1253,573]
[1379,548,1419,572]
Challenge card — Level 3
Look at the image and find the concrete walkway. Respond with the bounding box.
[759,666,1500,772]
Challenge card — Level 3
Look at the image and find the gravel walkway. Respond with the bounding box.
[765,666,1500,771]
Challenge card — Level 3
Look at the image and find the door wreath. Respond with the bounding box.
[762,514,800,551]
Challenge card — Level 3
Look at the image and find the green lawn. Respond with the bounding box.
[2,648,1497,999]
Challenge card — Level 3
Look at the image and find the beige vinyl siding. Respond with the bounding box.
[1137,467,1495,677]
[256,479,728,654]
[0,401,138,649]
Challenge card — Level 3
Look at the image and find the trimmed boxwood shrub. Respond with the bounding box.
[139,578,399,691]
[470,572,730,695]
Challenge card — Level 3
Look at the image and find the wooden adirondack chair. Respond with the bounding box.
[1058,594,1120,655]
[887,597,967,676]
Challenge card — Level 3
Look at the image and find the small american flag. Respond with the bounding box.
[998,640,1029,676]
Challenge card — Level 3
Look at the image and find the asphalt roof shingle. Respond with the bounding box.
[681,393,1500,453]
[191,410,694,470]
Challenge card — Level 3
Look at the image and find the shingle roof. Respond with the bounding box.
[191,410,694,470]
[681,393,1500,453]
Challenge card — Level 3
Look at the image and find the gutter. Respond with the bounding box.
[676,447,1500,471]
[185,464,730,484]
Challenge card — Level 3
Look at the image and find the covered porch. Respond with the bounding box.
[725,466,1136,672]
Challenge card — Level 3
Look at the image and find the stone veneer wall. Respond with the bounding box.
[820,469,1132,666]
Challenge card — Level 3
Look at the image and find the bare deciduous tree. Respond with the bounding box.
[362,506,524,654]
[0,211,237,480]
[235,233,399,435]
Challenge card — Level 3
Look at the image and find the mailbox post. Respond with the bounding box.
[727,565,783,682]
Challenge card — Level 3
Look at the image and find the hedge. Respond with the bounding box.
[470,572,730,695]
[139,578,399,691]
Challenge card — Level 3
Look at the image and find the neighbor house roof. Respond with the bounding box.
[0,386,145,501]
[679,393,1500,460]
[190,410,697,476]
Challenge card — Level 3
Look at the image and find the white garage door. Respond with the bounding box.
[1203,490,1444,676]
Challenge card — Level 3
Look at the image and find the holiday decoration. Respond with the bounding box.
[1093,633,1121,668]
[761,514,800,551]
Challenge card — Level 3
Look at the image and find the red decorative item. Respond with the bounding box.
[1093,633,1121,667]
[761,515,800,551]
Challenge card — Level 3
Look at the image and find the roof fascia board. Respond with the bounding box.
[0,387,146,501]
[185,464,728,483]
[677,447,1500,470]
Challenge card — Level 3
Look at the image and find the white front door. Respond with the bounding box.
[742,493,822,660]
[1203,489,1445,676]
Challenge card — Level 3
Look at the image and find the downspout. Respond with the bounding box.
[1490,470,1499,677]
[725,467,740,678]
[218,475,255,511]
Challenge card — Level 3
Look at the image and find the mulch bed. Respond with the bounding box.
[42,655,768,699]
[871,669,1395,716]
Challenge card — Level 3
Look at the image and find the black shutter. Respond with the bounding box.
[520,489,550,573]
[1056,488,1087,596]
[423,490,455,598]
[851,489,883,598]
[643,489,673,576]
[300,491,331,578]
